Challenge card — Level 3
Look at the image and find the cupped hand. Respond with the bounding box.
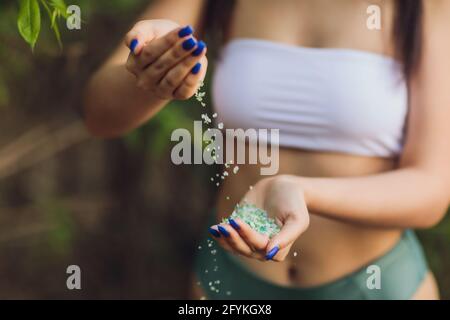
[124,19,208,100]
[210,175,310,261]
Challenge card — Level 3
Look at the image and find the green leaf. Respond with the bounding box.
[17,0,41,50]
[39,0,52,17]
[49,0,68,18]
[51,14,63,49]
[51,9,58,28]
[39,0,63,49]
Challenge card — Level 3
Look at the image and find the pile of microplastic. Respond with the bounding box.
[223,203,281,238]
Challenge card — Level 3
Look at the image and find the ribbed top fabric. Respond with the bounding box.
[212,39,408,157]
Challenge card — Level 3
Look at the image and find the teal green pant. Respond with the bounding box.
[195,220,428,299]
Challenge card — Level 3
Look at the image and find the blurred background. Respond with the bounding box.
[0,0,449,299]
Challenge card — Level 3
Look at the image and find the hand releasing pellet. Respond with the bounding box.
[125,21,208,100]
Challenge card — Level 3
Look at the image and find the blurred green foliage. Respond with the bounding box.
[40,199,74,257]
[17,0,68,49]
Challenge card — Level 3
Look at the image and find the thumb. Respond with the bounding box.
[265,215,307,260]
[124,24,157,55]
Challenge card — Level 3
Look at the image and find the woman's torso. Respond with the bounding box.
[213,0,407,287]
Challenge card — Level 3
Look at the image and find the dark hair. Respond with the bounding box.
[203,0,423,80]
[394,0,423,80]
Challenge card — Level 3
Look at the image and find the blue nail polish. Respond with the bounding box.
[208,227,221,238]
[229,218,240,230]
[182,38,196,51]
[265,246,280,260]
[130,39,138,53]
[178,25,193,38]
[192,41,206,56]
[218,225,230,238]
[191,62,201,75]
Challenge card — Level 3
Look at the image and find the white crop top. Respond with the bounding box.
[212,39,409,157]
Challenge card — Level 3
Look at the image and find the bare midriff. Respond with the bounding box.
[212,0,401,288]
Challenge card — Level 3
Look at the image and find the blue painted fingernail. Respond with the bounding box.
[228,218,240,230]
[191,62,201,75]
[182,38,196,51]
[178,25,193,38]
[192,41,206,56]
[208,227,221,238]
[130,39,138,53]
[218,225,230,238]
[265,246,280,260]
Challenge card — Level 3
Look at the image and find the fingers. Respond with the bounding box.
[126,25,194,75]
[220,224,255,257]
[136,41,205,98]
[124,20,159,55]
[147,35,198,79]
[215,224,254,258]
[138,25,195,70]
[270,244,293,262]
[128,29,208,100]
[208,215,304,262]
[172,52,207,100]
[124,22,208,100]
[266,214,308,261]
[210,224,266,260]
[124,30,146,56]
[156,42,206,98]
[208,226,233,253]
[228,218,269,251]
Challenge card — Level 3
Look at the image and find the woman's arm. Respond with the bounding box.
[83,0,206,138]
[298,1,450,229]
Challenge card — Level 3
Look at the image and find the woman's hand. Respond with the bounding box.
[124,19,208,100]
[210,175,310,261]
